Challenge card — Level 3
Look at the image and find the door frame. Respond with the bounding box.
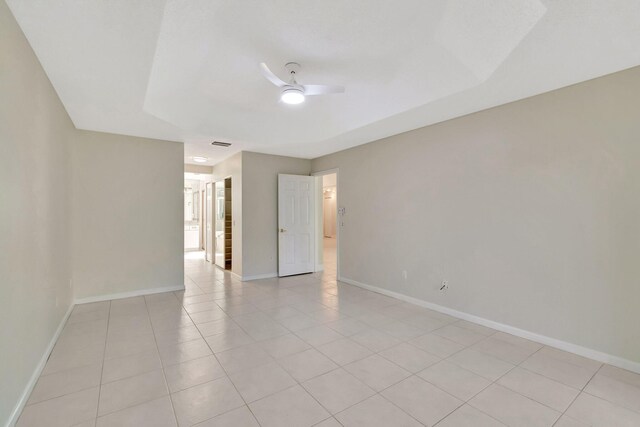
[311,168,340,279]
[205,182,213,262]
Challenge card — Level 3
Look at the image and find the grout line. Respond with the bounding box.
[180,275,263,427]
[30,253,634,427]
[143,294,180,427]
[94,300,111,422]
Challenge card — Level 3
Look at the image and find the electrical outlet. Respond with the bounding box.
[440,280,449,292]
[402,270,408,280]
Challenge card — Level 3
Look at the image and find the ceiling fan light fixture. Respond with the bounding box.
[281,88,305,105]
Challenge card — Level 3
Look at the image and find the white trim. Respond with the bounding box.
[241,272,278,282]
[315,264,324,272]
[6,303,74,427]
[74,285,185,305]
[338,276,640,374]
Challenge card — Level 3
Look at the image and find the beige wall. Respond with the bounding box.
[212,152,243,276]
[1,3,185,423]
[185,163,213,174]
[71,130,184,300]
[0,1,75,422]
[312,66,640,364]
[242,152,311,278]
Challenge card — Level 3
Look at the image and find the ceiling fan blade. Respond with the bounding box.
[259,63,287,87]
[303,84,345,96]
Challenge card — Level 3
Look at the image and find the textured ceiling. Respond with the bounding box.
[7,0,640,165]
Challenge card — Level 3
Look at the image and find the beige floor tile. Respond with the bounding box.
[436,404,505,427]
[584,371,640,413]
[68,309,109,325]
[216,343,274,374]
[472,335,540,365]
[229,362,296,402]
[378,342,441,373]
[325,318,370,336]
[17,387,99,427]
[402,313,450,332]
[277,348,338,381]
[295,325,344,346]
[43,343,105,375]
[565,392,640,427]
[410,333,466,358]
[520,351,597,389]
[598,364,640,388]
[154,325,203,348]
[171,377,244,426]
[72,419,97,427]
[61,318,109,339]
[303,368,375,414]
[189,309,229,325]
[258,333,311,359]
[447,348,514,381]
[98,369,168,416]
[335,394,422,427]
[350,329,401,352]
[73,301,110,315]
[469,384,560,427]
[381,376,463,426]
[28,363,102,404]
[104,333,157,360]
[307,307,342,323]
[278,313,322,331]
[159,339,212,367]
[249,385,330,427]
[317,338,373,366]
[553,415,589,427]
[344,354,411,391]
[96,396,176,427]
[195,318,240,338]
[204,329,254,353]
[377,321,424,340]
[418,360,491,401]
[497,367,580,412]
[453,321,496,336]
[432,324,486,346]
[164,355,226,393]
[491,332,542,353]
[313,417,342,427]
[193,406,259,426]
[102,351,162,384]
[537,347,602,371]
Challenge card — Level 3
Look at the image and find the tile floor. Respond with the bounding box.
[16,240,640,426]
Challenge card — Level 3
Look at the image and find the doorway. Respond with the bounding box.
[214,177,232,270]
[313,170,339,280]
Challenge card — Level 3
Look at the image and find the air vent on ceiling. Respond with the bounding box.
[211,141,231,147]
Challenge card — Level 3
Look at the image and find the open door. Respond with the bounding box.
[214,180,225,267]
[278,174,315,277]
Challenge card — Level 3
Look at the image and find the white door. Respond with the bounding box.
[278,174,315,276]
[205,182,213,262]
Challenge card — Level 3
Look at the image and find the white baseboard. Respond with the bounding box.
[338,276,640,374]
[6,303,74,427]
[74,285,185,305]
[240,272,278,282]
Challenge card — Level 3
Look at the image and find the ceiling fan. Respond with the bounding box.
[259,62,345,105]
